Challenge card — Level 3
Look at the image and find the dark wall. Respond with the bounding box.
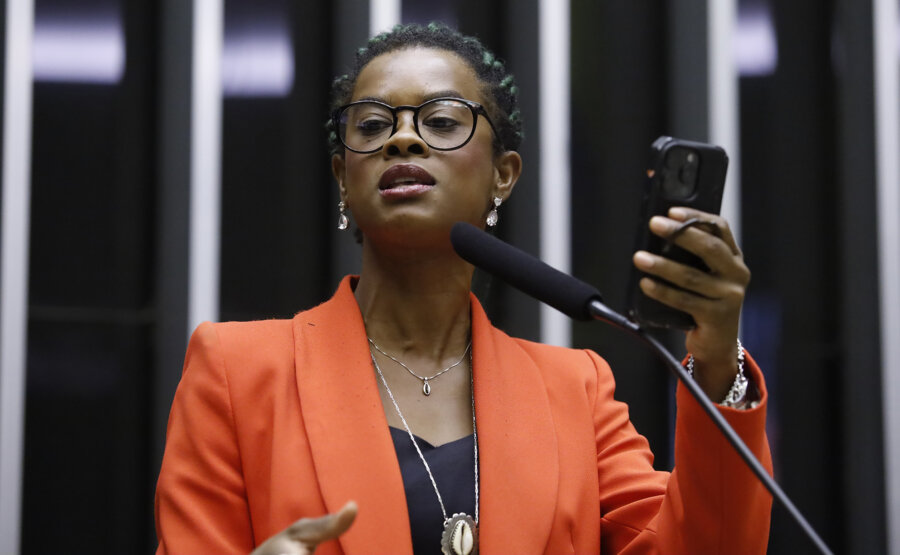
[570,0,673,468]
[219,0,334,322]
[24,0,158,551]
[739,0,844,548]
[738,0,886,552]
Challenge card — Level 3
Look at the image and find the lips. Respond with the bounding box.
[378,164,436,190]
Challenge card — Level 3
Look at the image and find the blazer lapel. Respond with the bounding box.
[471,297,559,554]
[293,277,413,555]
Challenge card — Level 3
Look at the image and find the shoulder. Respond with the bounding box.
[192,318,294,356]
[509,334,611,372]
[185,318,295,384]
[502,334,615,396]
[184,277,360,382]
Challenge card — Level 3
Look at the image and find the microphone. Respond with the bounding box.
[450,222,602,321]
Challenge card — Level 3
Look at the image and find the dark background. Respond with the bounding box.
[0,0,890,553]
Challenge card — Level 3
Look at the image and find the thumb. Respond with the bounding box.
[287,501,358,547]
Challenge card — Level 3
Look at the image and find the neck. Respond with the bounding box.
[354,241,473,361]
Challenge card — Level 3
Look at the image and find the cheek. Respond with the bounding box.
[450,143,497,187]
[341,154,373,192]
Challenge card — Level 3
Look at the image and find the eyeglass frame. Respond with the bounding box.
[331,97,500,154]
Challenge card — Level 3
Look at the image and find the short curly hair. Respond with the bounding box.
[327,22,524,156]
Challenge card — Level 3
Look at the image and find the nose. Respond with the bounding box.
[382,111,428,157]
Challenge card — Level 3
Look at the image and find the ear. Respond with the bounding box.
[332,154,348,201]
[492,150,522,201]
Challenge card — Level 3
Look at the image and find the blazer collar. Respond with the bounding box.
[293,276,558,554]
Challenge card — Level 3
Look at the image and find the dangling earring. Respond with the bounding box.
[337,201,349,230]
[486,196,502,227]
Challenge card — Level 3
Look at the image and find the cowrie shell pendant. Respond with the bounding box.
[441,513,478,555]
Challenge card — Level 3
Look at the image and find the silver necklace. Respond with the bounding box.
[371,351,479,555]
[368,338,471,396]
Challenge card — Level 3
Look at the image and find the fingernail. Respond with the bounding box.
[634,251,654,269]
[669,207,688,219]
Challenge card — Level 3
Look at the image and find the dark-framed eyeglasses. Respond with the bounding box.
[332,97,498,154]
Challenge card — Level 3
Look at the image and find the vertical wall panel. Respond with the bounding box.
[668,0,708,140]
[0,0,34,553]
[734,0,889,551]
[219,0,334,322]
[492,0,541,342]
[708,0,741,239]
[874,0,900,552]
[537,0,571,347]
[370,0,400,36]
[154,0,193,498]
[669,0,743,236]
[749,2,844,550]
[187,0,223,332]
[834,0,887,551]
[570,0,671,468]
[23,0,158,551]
[0,1,33,552]
[330,0,368,285]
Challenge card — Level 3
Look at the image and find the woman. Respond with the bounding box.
[155,23,772,555]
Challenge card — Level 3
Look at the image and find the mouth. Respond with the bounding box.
[378,164,437,191]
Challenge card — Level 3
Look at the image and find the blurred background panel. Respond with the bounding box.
[737,0,846,549]
[22,0,156,552]
[570,0,673,473]
[219,0,333,323]
[0,0,897,553]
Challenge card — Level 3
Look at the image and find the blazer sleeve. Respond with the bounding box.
[589,349,773,555]
[155,322,255,555]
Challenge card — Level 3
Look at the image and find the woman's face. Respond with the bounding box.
[332,47,521,248]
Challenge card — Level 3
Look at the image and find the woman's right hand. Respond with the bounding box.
[250,501,357,555]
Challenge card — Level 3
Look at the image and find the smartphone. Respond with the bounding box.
[627,136,729,329]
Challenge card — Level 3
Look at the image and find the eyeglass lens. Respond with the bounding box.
[339,99,476,152]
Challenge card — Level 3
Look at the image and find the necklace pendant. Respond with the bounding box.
[423,380,432,396]
[441,513,478,555]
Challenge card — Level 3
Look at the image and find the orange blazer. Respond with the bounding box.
[155,276,772,554]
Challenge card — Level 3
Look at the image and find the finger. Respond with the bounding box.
[668,207,742,256]
[639,276,735,319]
[288,501,358,545]
[633,251,738,299]
[649,216,749,281]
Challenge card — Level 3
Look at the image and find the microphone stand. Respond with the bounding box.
[587,299,833,555]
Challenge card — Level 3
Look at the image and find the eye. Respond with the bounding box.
[420,100,471,135]
[355,116,392,135]
[422,115,461,130]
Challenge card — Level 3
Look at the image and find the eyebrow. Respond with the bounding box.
[357,90,467,105]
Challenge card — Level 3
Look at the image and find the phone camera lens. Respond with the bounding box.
[679,165,698,185]
[662,147,700,199]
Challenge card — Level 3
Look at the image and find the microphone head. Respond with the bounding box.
[450,222,602,321]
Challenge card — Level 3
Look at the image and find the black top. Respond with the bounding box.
[389,427,477,555]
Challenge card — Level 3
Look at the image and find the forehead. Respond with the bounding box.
[352,47,483,105]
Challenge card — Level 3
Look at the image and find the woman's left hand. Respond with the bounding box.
[632,206,750,402]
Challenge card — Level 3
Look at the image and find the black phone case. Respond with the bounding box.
[627,136,729,329]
